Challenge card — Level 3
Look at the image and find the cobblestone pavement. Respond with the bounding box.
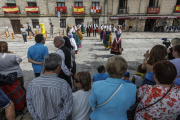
[6,34,164,119]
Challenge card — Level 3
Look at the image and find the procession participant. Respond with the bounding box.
[102,28,107,41]
[100,25,104,41]
[96,24,99,33]
[77,26,83,42]
[107,23,112,32]
[81,22,85,34]
[103,31,112,49]
[93,21,97,37]
[111,25,123,55]
[90,23,93,33]
[73,27,82,49]
[86,22,90,37]
[68,28,77,53]
[72,25,76,34]
[66,24,70,36]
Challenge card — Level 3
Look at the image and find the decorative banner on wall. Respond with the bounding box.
[25,7,39,13]
[91,6,101,13]
[56,7,66,14]
[74,6,84,14]
[2,6,19,13]
[147,7,160,14]
[175,5,180,12]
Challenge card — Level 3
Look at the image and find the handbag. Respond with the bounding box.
[127,84,172,120]
[96,84,123,108]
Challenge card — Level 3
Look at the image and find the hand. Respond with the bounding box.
[144,50,149,59]
[40,62,43,65]
[70,71,74,76]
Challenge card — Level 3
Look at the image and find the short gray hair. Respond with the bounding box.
[44,53,62,71]
[171,38,180,46]
[58,36,65,45]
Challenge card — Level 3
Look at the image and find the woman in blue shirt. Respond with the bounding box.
[89,56,136,120]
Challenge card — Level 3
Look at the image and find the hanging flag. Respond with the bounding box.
[2,6,19,13]
[74,6,84,14]
[175,5,180,12]
[56,7,66,14]
[25,7,39,13]
[91,6,101,13]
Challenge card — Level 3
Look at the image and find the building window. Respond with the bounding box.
[74,0,82,7]
[60,19,66,28]
[176,0,180,5]
[32,19,39,28]
[57,0,65,7]
[92,2,99,7]
[119,0,127,8]
[93,19,99,26]
[149,0,159,7]
[6,0,16,7]
[27,0,37,7]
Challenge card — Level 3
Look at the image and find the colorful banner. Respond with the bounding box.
[74,6,84,14]
[56,7,66,14]
[147,7,160,14]
[91,6,101,13]
[25,7,39,13]
[175,5,180,12]
[2,6,19,13]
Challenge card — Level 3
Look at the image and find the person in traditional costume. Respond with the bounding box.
[102,29,107,41]
[90,24,93,33]
[81,22,85,34]
[96,24,99,33]
[100,25,104,41]
[77,26,83,41]
[68,28,78,54]
[86,22,90,37]
[103,31,112,49]
[73,28,82,48]
[66,24,70,36]
[111,25,123,55]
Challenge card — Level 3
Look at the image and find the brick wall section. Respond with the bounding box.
[37,0,48,15]
[0,0,6,15]
[16,0,26,15]
[48,0,56,15]
[159,0,176,15]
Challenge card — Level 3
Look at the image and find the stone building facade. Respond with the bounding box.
[0,0,179,34]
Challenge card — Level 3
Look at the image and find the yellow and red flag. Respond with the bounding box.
[25,7,39,13]
[74,6,84,14]
[175,5,180,12]
[56,7,66,14]
[2,6,19,13]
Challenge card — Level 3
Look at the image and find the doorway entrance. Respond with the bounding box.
[11,20,21,34]
[119,19,125,25]
[144,19,155,32]
[75,19,84,26]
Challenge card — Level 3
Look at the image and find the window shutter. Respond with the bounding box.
[6,0,15,3]
[57,0,65,2]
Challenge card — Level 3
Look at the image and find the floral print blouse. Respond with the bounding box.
[135,85,180,120]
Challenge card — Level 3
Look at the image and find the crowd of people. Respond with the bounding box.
[0,24,180,120]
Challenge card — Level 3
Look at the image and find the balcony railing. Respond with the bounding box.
[90,6,102,14]
[55,7,67,15]
[173,5,180,13]
[118,7,128,14]
[72,6,85,14]
[147,6,160,14]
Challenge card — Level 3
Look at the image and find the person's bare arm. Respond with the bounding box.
[5,101,15,120]
[28,58,43,65]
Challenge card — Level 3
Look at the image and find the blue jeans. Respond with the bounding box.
[142,77,156,86]
[0,88,10,108]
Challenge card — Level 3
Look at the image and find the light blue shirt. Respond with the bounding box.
[170,58,180,77]
[89,78,136,120]
[93,73,109,82]
[27,43,49,73]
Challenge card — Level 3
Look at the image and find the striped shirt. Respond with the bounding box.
[26,73,73,120]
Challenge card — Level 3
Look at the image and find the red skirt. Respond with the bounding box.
[90,27,93,33]
[111,40,123,55]
[96,27,99,33]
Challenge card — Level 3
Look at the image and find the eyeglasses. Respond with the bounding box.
[74,78,81,83]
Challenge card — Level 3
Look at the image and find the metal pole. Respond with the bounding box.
[136,0,141,32]
[46,0,51,22]
[104,0,105,23]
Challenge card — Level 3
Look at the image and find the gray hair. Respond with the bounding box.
[171,38,180,46]
[58,36,65,45]
[44,53,62,71]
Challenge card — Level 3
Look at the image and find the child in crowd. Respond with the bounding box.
[123,72,133,83]
[132,64,147,88]
[92,65,109,82]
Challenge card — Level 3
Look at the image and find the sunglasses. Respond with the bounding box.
[74,78,81,83]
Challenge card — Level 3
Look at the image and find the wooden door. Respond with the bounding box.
[11,20,21,34]
[75,19,84,26]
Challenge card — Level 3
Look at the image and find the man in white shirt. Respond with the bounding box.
[93,21,97,37]
[54,36,74,88]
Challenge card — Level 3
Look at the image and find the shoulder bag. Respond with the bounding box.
[127,84,172,120]
[96,84,123,108]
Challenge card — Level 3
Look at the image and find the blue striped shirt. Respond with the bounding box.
[26,73,73,120]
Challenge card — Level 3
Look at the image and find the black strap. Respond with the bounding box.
[136,84,172,113]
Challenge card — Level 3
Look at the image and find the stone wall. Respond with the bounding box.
[0,0,6,15]
[159,0,176,15]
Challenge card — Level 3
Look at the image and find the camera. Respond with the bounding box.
[162,38,171,48]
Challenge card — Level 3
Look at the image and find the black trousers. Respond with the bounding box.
[28,29,34,36]
[87,29,90,37]
[93,30,96,36]
[23,35,27,42]
[58,72,72,88]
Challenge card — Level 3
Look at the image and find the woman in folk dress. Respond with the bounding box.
[111,25,123,55]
